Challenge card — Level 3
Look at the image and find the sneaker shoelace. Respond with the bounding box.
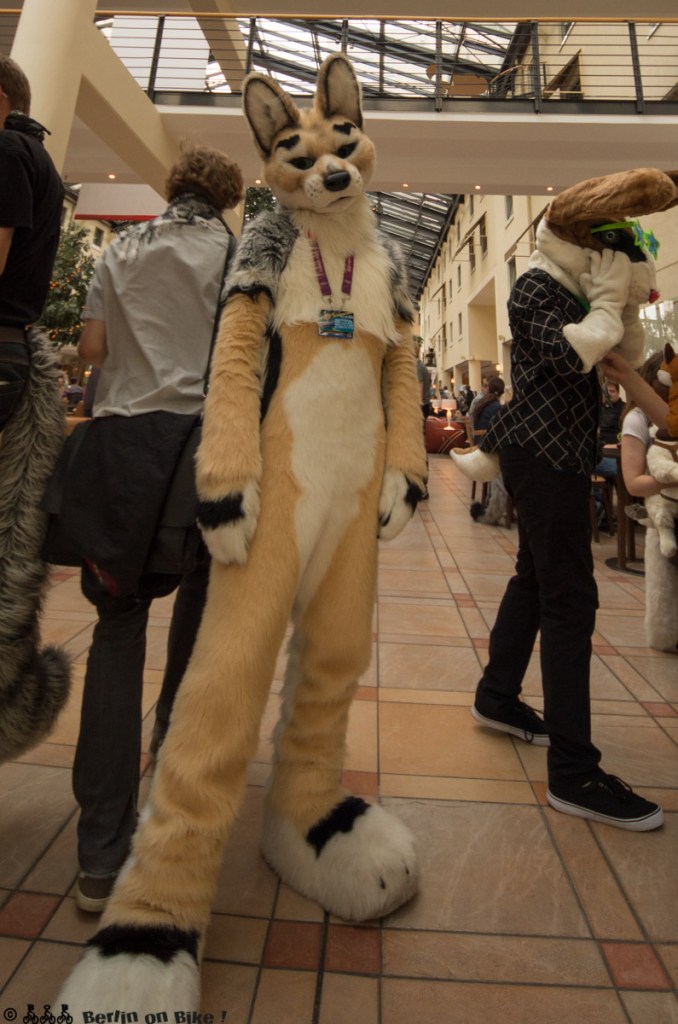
[513,701,545,741]
[584,773,633,802]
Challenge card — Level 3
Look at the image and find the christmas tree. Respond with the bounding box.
[37,222,96,348]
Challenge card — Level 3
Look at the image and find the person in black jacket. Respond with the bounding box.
[0,55,63,430]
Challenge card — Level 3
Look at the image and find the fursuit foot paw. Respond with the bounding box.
[57,925,200,1017]
[261,797,418,921]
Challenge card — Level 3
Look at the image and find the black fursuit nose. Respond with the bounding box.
[324,171,351,192]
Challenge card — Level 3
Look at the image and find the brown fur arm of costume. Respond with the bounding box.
[196,291,271,564]
[378,325,428,540]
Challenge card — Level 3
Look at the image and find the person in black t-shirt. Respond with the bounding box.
[0,55,63,430]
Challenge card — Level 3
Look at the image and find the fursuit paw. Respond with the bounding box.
[261,797,418,921]
[57,925,200,1017]
[197,480,259,565]
[378,468,425,541]
[450,447,500,482]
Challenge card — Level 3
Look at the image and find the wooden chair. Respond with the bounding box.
[590,474,615,542]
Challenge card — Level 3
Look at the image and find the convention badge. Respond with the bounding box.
[318,309,355,340]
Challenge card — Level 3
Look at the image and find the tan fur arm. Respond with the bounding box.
[196,291,271,564]
[381,326,427,488]
[378,325,428,541]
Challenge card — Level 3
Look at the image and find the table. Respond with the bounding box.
[601,444,644,575]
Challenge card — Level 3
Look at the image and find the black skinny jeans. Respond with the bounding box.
[476,446,601,787]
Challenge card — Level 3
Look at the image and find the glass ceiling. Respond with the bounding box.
[235,19,516,99]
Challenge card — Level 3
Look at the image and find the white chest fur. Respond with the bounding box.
[272,205,399,344]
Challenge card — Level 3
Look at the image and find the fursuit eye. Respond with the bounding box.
[600,229,622,245]
[290,156,314,171]
[336,143,357,159]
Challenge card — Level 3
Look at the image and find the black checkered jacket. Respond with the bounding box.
[480,269,600,477]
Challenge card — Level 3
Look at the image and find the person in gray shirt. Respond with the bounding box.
[72,144,243,913]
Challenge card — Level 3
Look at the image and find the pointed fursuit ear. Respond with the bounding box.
[315,53,363,129]
[242,74,301,158]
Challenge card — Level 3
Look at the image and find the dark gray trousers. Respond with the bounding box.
[73,555,210,875]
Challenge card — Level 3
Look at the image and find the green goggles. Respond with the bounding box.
[590,220,660,259]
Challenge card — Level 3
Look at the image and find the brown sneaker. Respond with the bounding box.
[75,871,117,913]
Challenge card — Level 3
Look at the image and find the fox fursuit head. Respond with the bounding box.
[58,53,427,1014]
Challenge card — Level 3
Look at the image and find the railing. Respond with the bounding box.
[83,15,678,113]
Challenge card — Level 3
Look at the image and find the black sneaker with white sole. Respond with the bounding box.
[547,771,663,831]
[471,700,549,746]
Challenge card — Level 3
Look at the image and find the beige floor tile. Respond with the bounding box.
[378,598,467,638]
[596,612,651,649]
[378,688,472,706]
[594,816,678,941]
[383,930,610,985]
[212,788,278,918]
[41,895,99,944]
[378,642,482,691]
[381,978,628,1024]
[21,815,78,896]
[384,799,589,936]
[0,764,76,888]
[624,656,678,704]
[1,940,83,1009]
[319,973,378,1024]
[620,991,678,1024]
[203,913,268,963]
[199,961,258,1023]
[378,567,450,595]
[0,936,30,988]
[344,699,378,773]
[380,702,528,781]
[380,774,537,804]
[16,743,76,769]
[379,547,441,569]
[546,813,644,940]
[657,944,678,987]
[274,884,325,922]
[456,572,515,601]
[592,720,678,787]
[250,968,316,1024]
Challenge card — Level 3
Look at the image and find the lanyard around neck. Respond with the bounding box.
[307,233,354,308]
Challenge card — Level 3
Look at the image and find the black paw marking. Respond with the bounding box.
[306,796,369,856]
[197,494,244,529]
[90,924,199,965]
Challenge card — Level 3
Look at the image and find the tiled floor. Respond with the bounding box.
[1,455,677,1024]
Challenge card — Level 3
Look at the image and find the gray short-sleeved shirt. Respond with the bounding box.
[84,212,231,417]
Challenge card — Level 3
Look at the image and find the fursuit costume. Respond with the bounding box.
[59,54,427,1012]
[451,167,677,826]
[641,342,678,651]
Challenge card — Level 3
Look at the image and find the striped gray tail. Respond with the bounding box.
[0,329,71,763]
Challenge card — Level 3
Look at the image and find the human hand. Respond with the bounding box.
[600,350,634,384]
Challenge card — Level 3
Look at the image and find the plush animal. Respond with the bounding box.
[58,54,427,1013]
[0,329,71,763]
[451,167,678,484]
[645,343,678,560]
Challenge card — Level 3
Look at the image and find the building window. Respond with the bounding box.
[507,257,517,291]
[458,312,463,337]
[441,284,446,309]
[505,194,513,221]
[468,234,476,273]
[479,215,488,257]
[469,193,474,216]
[457,264,461,290]
[93,227,104,248]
